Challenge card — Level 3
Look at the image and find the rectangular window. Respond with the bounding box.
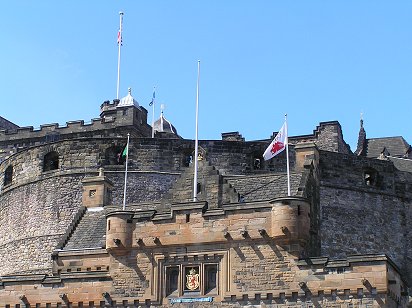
[166,266,179,296]
[204,264,218,294]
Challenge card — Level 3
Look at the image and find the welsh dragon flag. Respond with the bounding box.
[263,122,287,161]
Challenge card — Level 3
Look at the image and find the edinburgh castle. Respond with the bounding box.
[0,90,411,307]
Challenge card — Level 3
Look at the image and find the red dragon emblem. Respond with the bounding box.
[270,141,284,155]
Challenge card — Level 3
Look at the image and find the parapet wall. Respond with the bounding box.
[0,105,151,162]
[292,121,351,154]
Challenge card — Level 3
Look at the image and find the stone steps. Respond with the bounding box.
[161,160,239,209]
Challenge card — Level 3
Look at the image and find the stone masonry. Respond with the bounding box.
[0,99,411,307]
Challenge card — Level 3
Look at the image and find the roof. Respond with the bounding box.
[63,207,106,250]
[225,172,304,202]
[63,204,156,251]
[388,156,412,173]
[153,112,178,135]
[365,136,411,158]
[117,87,141,109]
[0,116,19,131]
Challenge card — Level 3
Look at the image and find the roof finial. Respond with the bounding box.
[360,111,364,128]
[160,104,165,115]
[128,87,132,95]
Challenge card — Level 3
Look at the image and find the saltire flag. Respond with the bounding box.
[117,29,122,45]
[149,90,155,106]
[263,122,287,161]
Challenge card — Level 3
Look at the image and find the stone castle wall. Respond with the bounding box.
[0,121,369,278]
[319,150,412,283]
[0,175,84,275]
[0,136,293,276]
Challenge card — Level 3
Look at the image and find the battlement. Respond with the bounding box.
[100,99,120,112]
[0,104,150,145]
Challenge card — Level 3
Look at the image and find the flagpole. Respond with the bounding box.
[193,60,200,201]
[151,86,156,138]
[122,133,130,210]
[285,114,291,196]
[116,11,124,100]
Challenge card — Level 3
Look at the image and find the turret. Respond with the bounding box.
[271,196,310,244]
[105,210,134,254]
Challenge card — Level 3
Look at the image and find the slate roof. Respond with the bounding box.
[0,116,19,131]
[225,172,304,202]
[389,156,412,173]
[153,112,178,136]
[62,172,306,250]
[365,137,411,158]
[62,204,157,251]
[63,208,106,250]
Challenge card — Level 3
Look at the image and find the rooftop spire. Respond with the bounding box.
[355,112,366,156]
[360,111,363,128]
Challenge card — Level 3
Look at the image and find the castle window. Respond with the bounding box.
[43,151,59,171]
[363,168,379,187]
[254,158,261,170]
[166,266,180,296]
[183,155,193,167]
[104,145,125,165]
[4,165,13,186]
[204,264,218,294]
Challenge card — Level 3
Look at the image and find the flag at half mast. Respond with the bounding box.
[263,122,287,161]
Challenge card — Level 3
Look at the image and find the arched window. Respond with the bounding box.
[104,145,125,165]
[363,167,380,187]
[43,151,59,172]
[4,165,13,186]
[253,157,262,170]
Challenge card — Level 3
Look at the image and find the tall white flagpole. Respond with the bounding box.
[193,60,200,201]
[116,11,124,100]
[151,87,156,138]
[122,133,130,210]
[285,114,291,196]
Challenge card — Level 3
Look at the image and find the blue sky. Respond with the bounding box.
[1,1,412,150]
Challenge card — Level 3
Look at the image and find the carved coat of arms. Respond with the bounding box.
[186,268,200,290]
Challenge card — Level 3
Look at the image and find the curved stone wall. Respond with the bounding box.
[0,175,84,275]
